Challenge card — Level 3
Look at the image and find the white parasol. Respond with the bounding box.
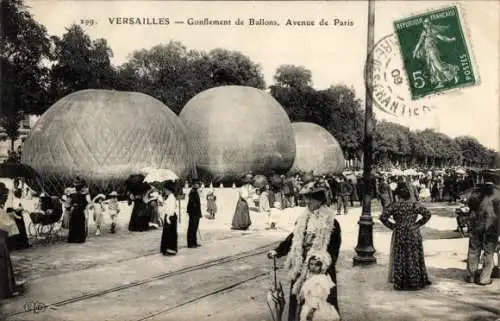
[388,168,403,176]
[403,168,418,176]
[141,168,179,183]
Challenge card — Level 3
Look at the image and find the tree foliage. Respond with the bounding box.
[270,66,364,160]
[270,63,497,168]
[1,0,52,148]
[116,42,266,114]
[47,24,116,107]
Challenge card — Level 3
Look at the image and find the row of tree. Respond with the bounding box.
[1,0,499,168]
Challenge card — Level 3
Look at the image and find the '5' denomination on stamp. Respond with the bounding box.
[393,5,477,100]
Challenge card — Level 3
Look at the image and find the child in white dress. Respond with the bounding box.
[104,191,120,234]
[299,251,340,321]
[90,194,106,236]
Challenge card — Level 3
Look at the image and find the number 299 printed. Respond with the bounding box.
[393,5,477,100]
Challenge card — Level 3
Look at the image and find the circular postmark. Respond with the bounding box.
[365,34,436,118]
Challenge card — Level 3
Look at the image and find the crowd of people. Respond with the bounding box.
[264,169,498,321]
[229,167,477,233]
[0,166,498,321]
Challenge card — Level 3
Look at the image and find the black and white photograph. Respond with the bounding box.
[0,1,499,320]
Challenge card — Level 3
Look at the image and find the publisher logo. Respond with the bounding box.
[23,301,47,313]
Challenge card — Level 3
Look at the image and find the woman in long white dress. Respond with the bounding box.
[160,182,178,255]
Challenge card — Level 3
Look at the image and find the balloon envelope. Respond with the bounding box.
[21,89,196,195]
[179,86,296,183]
[289,122,345,175]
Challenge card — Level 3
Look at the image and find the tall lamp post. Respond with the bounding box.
[353,0,377,266]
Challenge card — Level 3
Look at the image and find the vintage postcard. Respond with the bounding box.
[0,1,499,321]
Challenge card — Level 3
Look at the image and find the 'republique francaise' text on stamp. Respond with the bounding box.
[393,5,477,100]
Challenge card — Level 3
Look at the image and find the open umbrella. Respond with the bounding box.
[141,168,179,183]
[266,256,285,321]
[0,161,45,193]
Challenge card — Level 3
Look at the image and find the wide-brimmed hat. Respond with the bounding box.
[108,191,118,197]
[162,180,177,193]
[92,194,106,203]
[299,181,327,196]
[64,187,76,195]
[148,191,160,201]
[243,174,253,184]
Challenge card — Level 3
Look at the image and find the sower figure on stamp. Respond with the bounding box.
[412,18,459,89]
[187,180,202,248]
[466,172,500,285]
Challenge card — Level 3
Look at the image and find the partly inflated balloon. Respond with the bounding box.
[22,89,196,195]
[180,85,296,183]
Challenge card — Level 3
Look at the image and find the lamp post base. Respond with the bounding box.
[353,214,377,266]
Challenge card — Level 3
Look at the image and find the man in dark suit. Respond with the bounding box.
[377,175,393,211]
[336,176,352,215]
[187,181,202,248]
[466,172,500,285]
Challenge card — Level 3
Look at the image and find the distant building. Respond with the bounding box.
[0,114,40,162]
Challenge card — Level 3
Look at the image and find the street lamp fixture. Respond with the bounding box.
[353,0,377,266]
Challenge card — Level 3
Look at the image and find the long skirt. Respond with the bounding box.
[160,214,178,255]
[391,227,430,290]
[0,230,16,299]
[62,210,70,229]
[231,198,251,230]
[68,210,87,243]
[388,233,395,283]
[8,214,29,250]
[128,200,150,232]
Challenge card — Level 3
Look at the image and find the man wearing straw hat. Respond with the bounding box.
[466,171,500,285]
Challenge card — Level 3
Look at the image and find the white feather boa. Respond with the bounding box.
[284,206,337,295]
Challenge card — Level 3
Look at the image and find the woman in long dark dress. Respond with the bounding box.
[267,180,342,321]
[68,190,89,243]
[0,184,19,298]
[160,183,178,255]
[0,228,16,298]
[6,205,30,250]
[380,184,432,290]
[128,182,152,232]
[231,175,253,230]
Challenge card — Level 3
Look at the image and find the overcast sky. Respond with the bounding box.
[26,1,499,150]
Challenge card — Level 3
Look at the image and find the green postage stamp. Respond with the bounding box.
[393,5,477,100]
